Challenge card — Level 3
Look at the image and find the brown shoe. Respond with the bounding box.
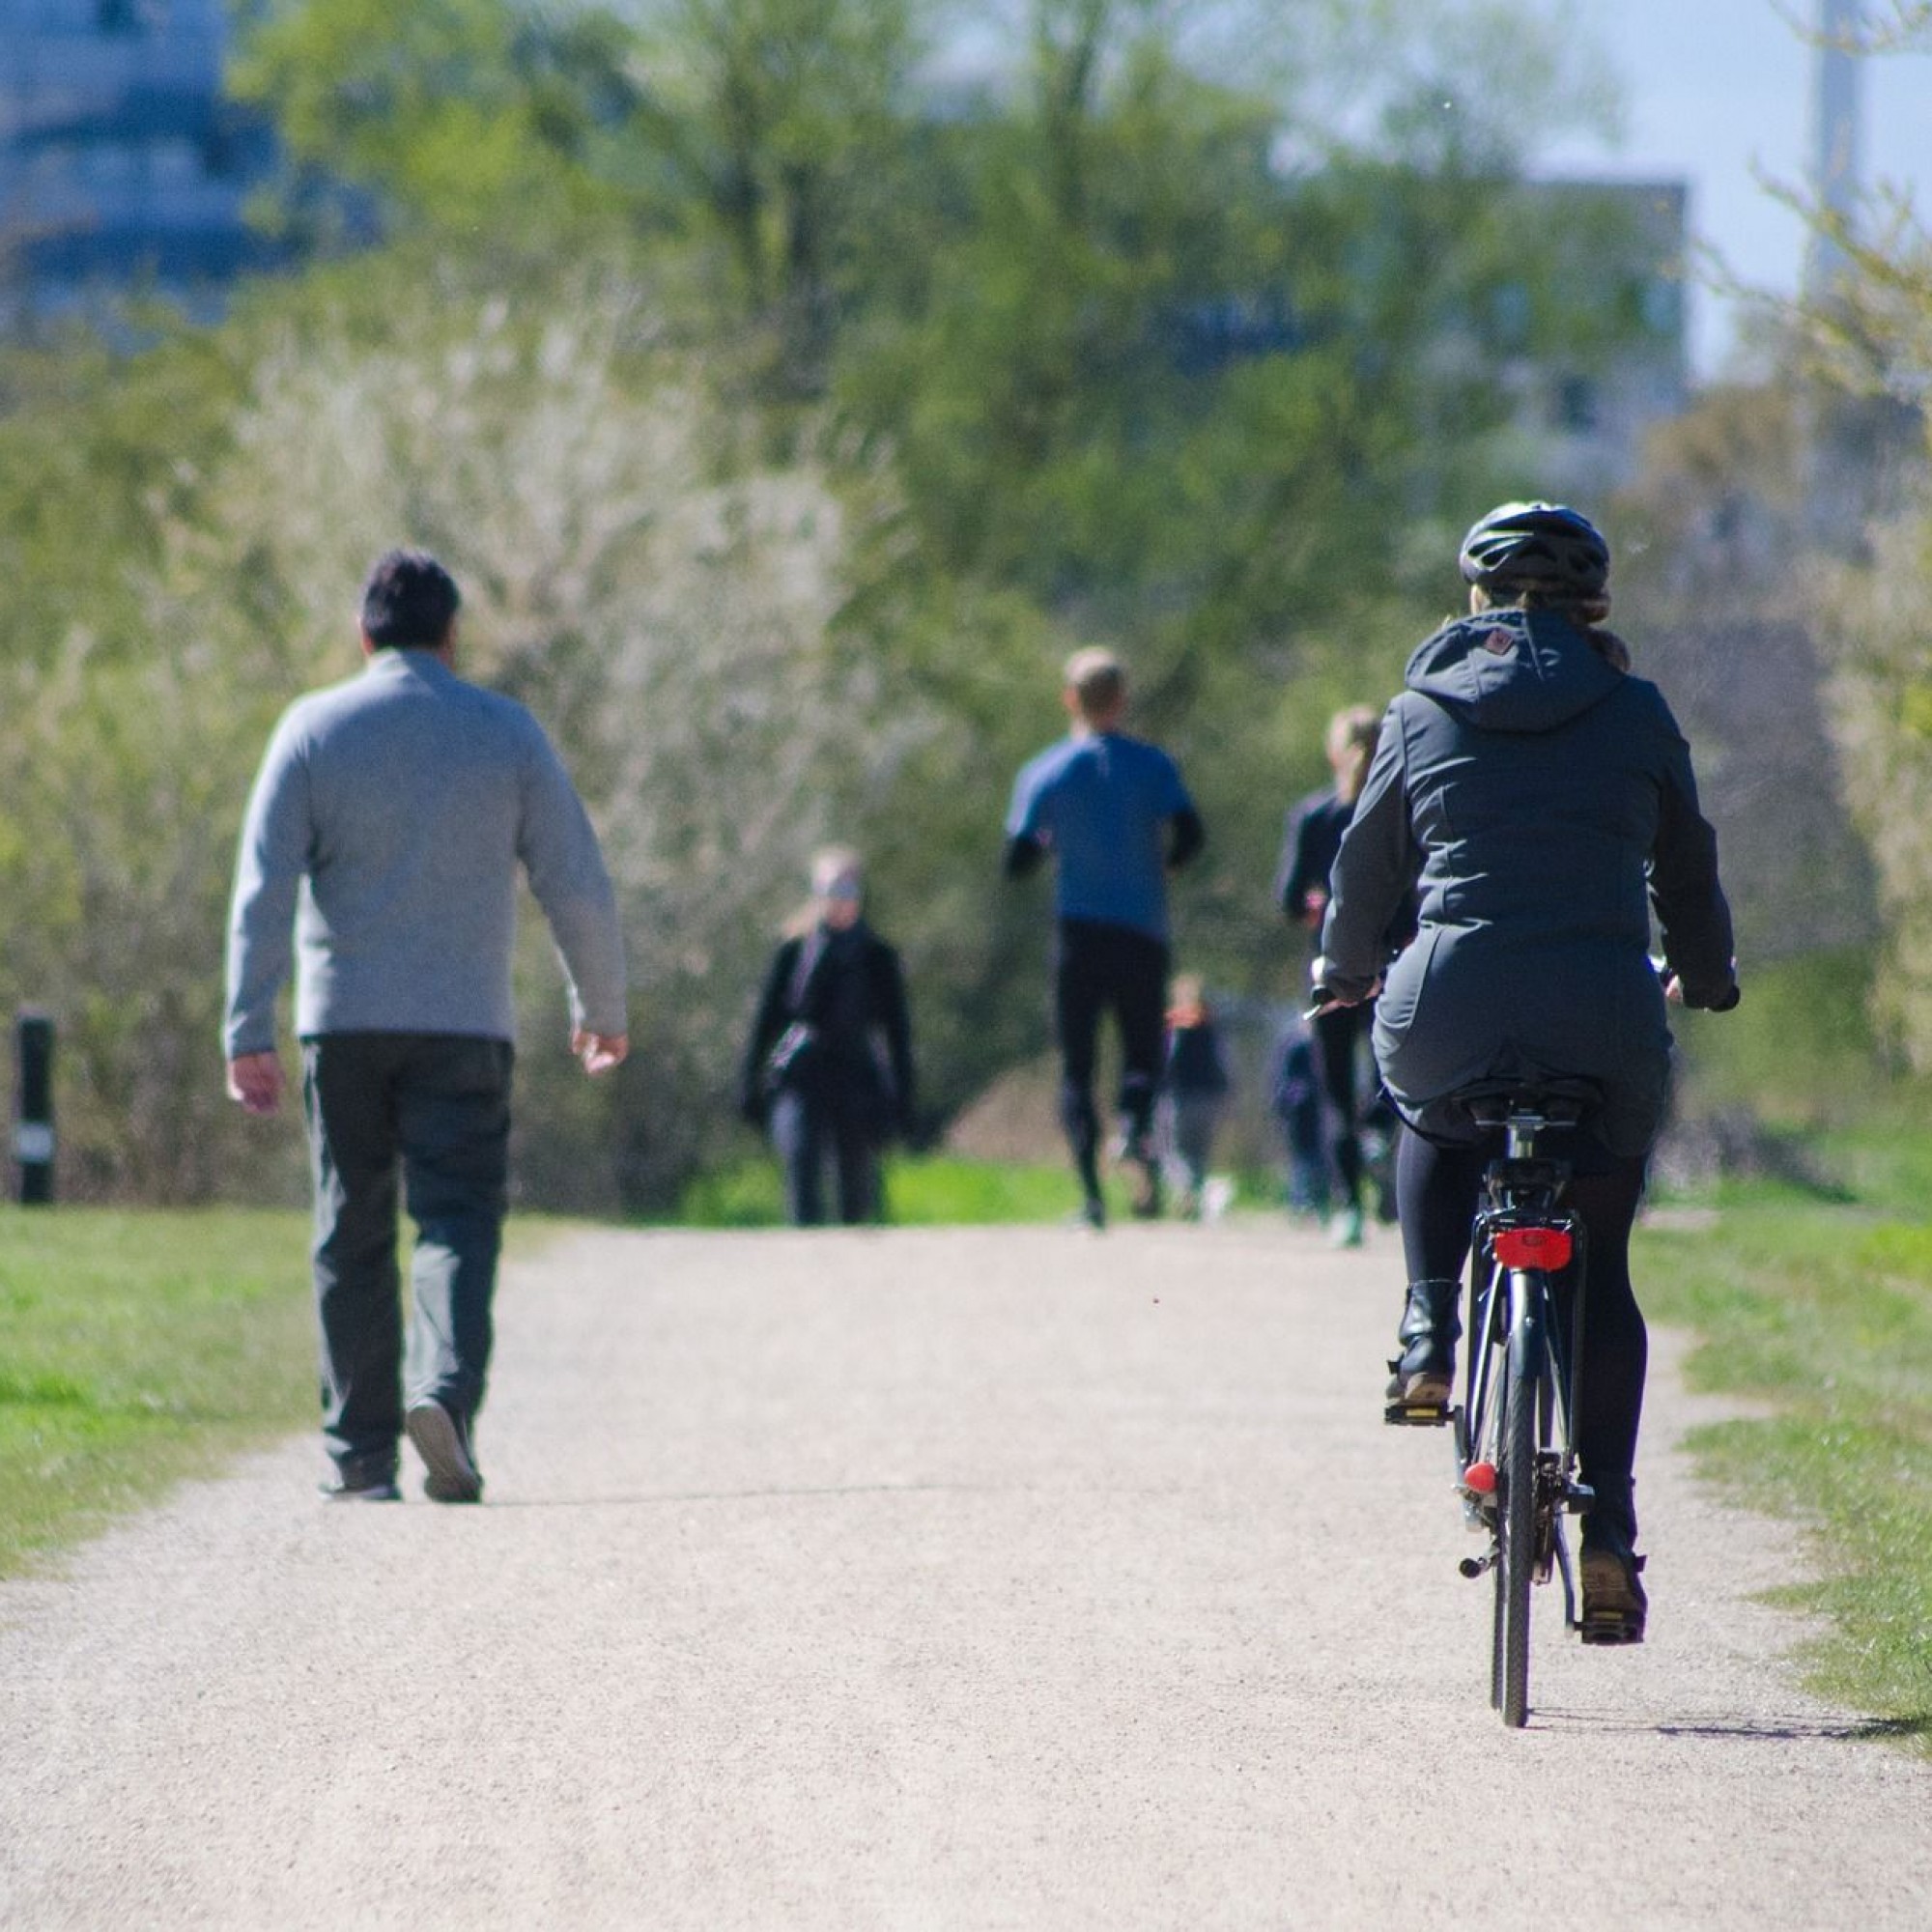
[1578,1519,1648,1644]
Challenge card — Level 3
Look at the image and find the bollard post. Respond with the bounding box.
[14,1009,54,1206]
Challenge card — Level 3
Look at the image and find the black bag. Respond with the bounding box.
[761,1020,821,1098]
[760,926,832,1101]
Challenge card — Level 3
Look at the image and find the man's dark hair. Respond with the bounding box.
[360,550,461,649]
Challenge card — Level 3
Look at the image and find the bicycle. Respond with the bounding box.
[1383,1075,1621,1727]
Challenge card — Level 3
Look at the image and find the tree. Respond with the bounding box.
[621,0,932,390]
[1806,245,1932,1066]
[5,0,1672,1202]
[1771,10,1932,1066]
[234,0,650,241]
[829,1,1628,993]
[240,0,937,395]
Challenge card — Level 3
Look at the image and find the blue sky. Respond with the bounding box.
[1539,0,1932,378]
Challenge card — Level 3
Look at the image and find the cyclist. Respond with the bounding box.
[1315,501,1739,1640]
[1005,647,1205,1227]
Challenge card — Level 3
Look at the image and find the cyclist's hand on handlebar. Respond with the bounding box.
[1307,957,1380,1018]
[1655,955,1740,1011]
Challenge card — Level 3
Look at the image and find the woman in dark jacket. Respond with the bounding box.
[1318,501,1739,1642]
[1276,704,1390,1247]
[740,848,916,1226]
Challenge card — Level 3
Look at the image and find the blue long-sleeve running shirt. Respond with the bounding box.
[1005,730,1197,941]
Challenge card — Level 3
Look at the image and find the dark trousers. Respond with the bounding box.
[1167,1094,1222,1192]
[300,1033,513,1484]
[1273,1037,1328,1211]
[1396,1127,1648,1536]
[770,1087,879,1226]
[1313,1000,1373,1210]
[1054,919,1170,1195]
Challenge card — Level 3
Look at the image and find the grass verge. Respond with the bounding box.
[0,1207,312,1579]
[668,1152,1093,1227]
[1636,1123,1932,1749]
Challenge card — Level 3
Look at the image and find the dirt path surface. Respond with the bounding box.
[4,1220,1929,1930]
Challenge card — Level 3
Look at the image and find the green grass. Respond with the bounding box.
[667,1152,1099,1228]
[0,1207,313,1578]
[1669,944,1881,1125]
[1634,1144,1932,1747]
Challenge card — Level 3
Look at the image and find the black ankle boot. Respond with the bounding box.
[1385,1278,1462,1404]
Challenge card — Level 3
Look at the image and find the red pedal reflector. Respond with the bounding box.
[1493,1226,1573,1269]
[1463,1461,1497,1495]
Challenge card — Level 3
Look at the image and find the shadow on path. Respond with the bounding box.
[1537,1708,1932,1745]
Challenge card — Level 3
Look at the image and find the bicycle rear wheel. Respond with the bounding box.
[1494,1304,1540,1727]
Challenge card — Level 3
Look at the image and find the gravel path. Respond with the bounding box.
[3,1219,1928,1930]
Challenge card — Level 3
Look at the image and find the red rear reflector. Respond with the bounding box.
[1493,1226,1573,1269]
[1463,1461,1497,1495]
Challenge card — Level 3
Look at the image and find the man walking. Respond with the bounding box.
[224,550,628,1502]
[1004,648,1204,1227]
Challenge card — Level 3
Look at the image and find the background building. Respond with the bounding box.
[1503,178,1690,495]
[0,0,276,327]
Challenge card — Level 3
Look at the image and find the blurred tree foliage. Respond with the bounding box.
[4,0,1662,1208]
[1804,194,1932,1069]
[1603,378,1883,980]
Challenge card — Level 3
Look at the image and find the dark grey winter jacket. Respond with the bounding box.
[1320,607,1736,1155]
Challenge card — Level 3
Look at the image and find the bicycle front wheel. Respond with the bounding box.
[1495,1314,1540,1727]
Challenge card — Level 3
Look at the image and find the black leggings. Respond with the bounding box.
[1396,1126,1648,1533]
[1054,919,1169,1190]
[1312,1002,1372,1209]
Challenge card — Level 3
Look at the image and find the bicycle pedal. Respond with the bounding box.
[1383,1398,1452,1428]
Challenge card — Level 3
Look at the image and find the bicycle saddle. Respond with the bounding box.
[1451,1075,1602,1131]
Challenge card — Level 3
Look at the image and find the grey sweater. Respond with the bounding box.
[225,649,626,1056]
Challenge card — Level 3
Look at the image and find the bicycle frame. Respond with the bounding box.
[1448,1091,1596,1725]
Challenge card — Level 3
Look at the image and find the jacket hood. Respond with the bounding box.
[1404,607,1624,733]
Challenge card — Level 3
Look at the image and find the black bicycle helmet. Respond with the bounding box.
[1458,501,1609,595]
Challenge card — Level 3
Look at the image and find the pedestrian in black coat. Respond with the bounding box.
[1275,704,1392,1247]
[740,848,915,1227]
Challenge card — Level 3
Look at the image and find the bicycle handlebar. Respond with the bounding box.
[1304,987,1359,1021]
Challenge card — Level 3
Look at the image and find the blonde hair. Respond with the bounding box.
[810,844,863,896]
[783,844,864,935]
[1471,583,1629,671]
[1064,646,1126,723]
[1325,705,1381,805]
